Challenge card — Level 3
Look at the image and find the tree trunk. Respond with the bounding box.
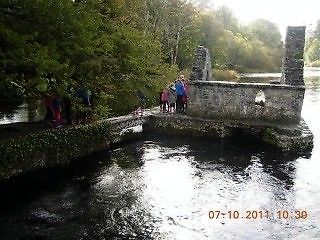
[173,29,181,65]
[170,48,174,66]
[152,17,158,33]
[143,0,149,36]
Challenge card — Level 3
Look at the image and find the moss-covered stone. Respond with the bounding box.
[262,127,278,145]
[261,121,313,152]
[0,120,112,180]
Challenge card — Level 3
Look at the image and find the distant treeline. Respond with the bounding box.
[0,0,283,116]
[305,20,320,67]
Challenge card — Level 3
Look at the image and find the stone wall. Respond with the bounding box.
[187,26,306,124]
[145,114,313,153]
[188,81,305,124]
[0,115,148,180]
[189,46,213,81]
[281,26,306,86]
[146,114,231,138]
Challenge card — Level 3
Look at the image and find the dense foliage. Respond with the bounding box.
[0,0,284,117]
[305,20,320,67]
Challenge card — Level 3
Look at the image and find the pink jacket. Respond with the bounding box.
[161,89,169,102]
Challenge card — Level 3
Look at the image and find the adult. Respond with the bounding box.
[175,76,185,113]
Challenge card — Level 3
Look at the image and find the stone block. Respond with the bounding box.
[281,26,306,86]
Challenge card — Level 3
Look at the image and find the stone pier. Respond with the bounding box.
[189,46,213,82]
[0,114,149,180]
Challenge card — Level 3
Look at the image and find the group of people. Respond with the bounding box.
[43,75,190,126]
[160,75,189,114]
[43,89,92,128]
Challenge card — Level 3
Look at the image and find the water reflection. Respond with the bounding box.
[2,134,317,239]
[0,101,44,125]
[0,102,28,124]
[136,137,303,239]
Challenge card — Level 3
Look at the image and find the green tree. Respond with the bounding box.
[0,0,287,118]
[305,20,320,66]
[306,39,320,63]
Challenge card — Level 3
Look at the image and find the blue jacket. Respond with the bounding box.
[175,81,185,96]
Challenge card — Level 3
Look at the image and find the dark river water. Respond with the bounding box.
[0,70,320,240]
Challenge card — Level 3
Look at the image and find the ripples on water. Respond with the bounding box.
[0,73,320,240]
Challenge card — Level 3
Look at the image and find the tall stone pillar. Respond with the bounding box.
[189,46,213,81]
[281,26,306,86]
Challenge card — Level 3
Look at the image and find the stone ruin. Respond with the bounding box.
[281,26,306,86]
[189,46,213,82]
[182,26,314,152]
[188,26,307,124]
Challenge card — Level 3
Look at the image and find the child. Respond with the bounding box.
[161,87,169,113]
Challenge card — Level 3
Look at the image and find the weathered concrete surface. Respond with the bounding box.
[188,81,305,124]
[262,119,313,152]
[281,26,306,86]
[146,114,232,138]
[189,46,213,82]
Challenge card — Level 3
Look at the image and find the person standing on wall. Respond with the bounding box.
[161,87,169,113]
[175,75,186,113]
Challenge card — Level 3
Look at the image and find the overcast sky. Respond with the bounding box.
[206,0,319,37]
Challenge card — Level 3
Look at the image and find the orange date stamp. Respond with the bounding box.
[208,210,308,220]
